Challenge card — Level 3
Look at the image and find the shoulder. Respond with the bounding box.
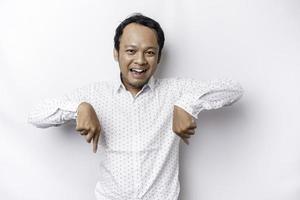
[156,77,185,85]
[155,77,200,88]
[157,77,239,87]
[89,80,114,90]
[68,80,115,96]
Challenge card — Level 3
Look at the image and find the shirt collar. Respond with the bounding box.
[113,73,156,94]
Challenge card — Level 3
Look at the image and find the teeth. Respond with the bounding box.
[131,68,146,73]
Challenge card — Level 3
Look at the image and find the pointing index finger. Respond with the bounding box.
[92,132,100,153]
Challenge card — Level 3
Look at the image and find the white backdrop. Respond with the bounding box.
[1,0,300,199]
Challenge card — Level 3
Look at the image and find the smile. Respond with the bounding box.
[130,68,147,73]
[129,68,147,78]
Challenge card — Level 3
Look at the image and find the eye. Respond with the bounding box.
[126,49,136,55]
[145,51,155,56]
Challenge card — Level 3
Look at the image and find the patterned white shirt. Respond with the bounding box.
[28,75,243,200]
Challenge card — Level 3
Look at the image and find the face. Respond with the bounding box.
[114,23,160,94]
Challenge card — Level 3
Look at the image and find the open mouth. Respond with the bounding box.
[129,68,147,78]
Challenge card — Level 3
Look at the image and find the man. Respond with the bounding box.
[28,13,243,200]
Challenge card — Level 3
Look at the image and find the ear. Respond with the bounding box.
[157,49,163,64]
[157,54,161,64]
[113,48,119,62]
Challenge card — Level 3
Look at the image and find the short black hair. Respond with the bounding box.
[114,13,165,62]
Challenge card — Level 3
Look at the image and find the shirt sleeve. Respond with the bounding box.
[174,78,244,119]
[27,83,95,128]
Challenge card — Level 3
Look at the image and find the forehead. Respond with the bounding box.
[120,23,159,48]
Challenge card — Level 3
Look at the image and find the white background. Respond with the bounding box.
[1,0,300,199]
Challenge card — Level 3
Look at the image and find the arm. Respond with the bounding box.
[172,78,243,144]
[174,78,244,119]
[27,83,101,153]
[27,84,93,128]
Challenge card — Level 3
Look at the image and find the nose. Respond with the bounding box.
[134,52,147,65]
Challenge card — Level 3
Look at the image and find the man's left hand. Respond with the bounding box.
[172,105,197,145]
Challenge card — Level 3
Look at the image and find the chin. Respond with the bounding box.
[130,80,147,89]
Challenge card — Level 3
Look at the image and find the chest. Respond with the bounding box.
[92,89,179,151]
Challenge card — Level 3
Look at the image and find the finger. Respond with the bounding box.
[184,128,195,135]
[175,132,191,139]
[92,132,100,153]
[189,123,197,129]
[85,131,94,143]
[75,126,85,132]
[175,128,194,137]
[181,133,191,138]
[80,129,88,135]
[182,137,189,145]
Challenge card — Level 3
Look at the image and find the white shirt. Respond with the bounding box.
[28,75,243,200]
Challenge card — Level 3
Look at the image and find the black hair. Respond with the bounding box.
[114,13,165,62]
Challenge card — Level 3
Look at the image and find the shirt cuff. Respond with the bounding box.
[174,93,206,119]
[59,101,82,120]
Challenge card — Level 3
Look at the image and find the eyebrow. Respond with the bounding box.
[124,45,158,50]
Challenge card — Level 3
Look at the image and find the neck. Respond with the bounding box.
[121,76,144,96]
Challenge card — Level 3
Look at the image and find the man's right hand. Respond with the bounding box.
[75,102,101,153]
